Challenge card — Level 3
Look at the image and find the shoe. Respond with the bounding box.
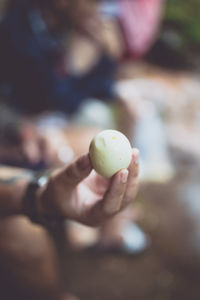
[121,223,150,254]
[134,101,175,183]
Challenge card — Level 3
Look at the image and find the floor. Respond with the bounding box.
[1,64,200,300]
[62,150,200,300]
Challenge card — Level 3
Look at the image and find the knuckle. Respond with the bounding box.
[65,165,79,182]
[104,207,118,217]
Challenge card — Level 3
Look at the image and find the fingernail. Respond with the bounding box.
[121,169,128,184]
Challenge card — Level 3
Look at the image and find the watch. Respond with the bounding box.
[22,174,48,225]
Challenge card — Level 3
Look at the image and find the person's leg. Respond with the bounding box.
[0,216,77,300]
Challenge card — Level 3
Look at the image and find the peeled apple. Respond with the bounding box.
[89,129,132,178]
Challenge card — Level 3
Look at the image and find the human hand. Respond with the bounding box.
[0,124,73,169]
[38,149,139,226]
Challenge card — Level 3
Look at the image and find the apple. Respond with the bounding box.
[89,130,132,178]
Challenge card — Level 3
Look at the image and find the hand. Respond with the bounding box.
[0,124,72,168]
[38,149,139,227]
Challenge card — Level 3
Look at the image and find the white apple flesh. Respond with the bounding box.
[89,130,132,178]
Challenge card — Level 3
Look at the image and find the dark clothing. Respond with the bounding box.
[0,2,116,114]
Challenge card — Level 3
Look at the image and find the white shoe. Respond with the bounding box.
[135,101,175,183]
[121,223,150,254]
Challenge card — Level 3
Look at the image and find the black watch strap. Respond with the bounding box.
[22,175,65,228]
[22,178,42,224]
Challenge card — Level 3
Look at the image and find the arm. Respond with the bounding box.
[0,149,139,226]
[37,150,139,226]
[0,166,32,216]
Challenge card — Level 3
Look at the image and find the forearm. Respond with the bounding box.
[0,166,32,216]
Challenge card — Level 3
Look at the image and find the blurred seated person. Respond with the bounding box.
[0,0,165,255]
[0,0,165,122]
[0,0,166,165]
[0,149,139,300]
[0,0,166,175]
[0,0,117,114]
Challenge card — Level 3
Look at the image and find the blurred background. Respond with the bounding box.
[0,0,200,299]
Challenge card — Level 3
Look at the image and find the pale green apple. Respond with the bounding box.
[89,130,132,178]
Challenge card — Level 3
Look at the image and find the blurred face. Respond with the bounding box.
[52,0,99,28]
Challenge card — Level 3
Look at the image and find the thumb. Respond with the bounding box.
[60,153,92,186]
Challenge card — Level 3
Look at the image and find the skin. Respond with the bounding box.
[0,0,137,167]
[37,149,139,225]
[0,149,139,299]
[0,0,141,264]
[0,1,142,296]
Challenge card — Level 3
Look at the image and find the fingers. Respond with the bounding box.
[86,169,129,226]
[102,148,139,214]
[62,153,92,186]
[102,169,129,214]
[122,148,139,208]
[97,148,139,222]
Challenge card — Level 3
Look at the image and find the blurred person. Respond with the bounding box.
[0,149,139,300]
[0,0,167,163]
[0,0,167,254]
[0,0,165,120]
[101,0,165,58]
[0,0,166,166]
[0,0,117,114]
